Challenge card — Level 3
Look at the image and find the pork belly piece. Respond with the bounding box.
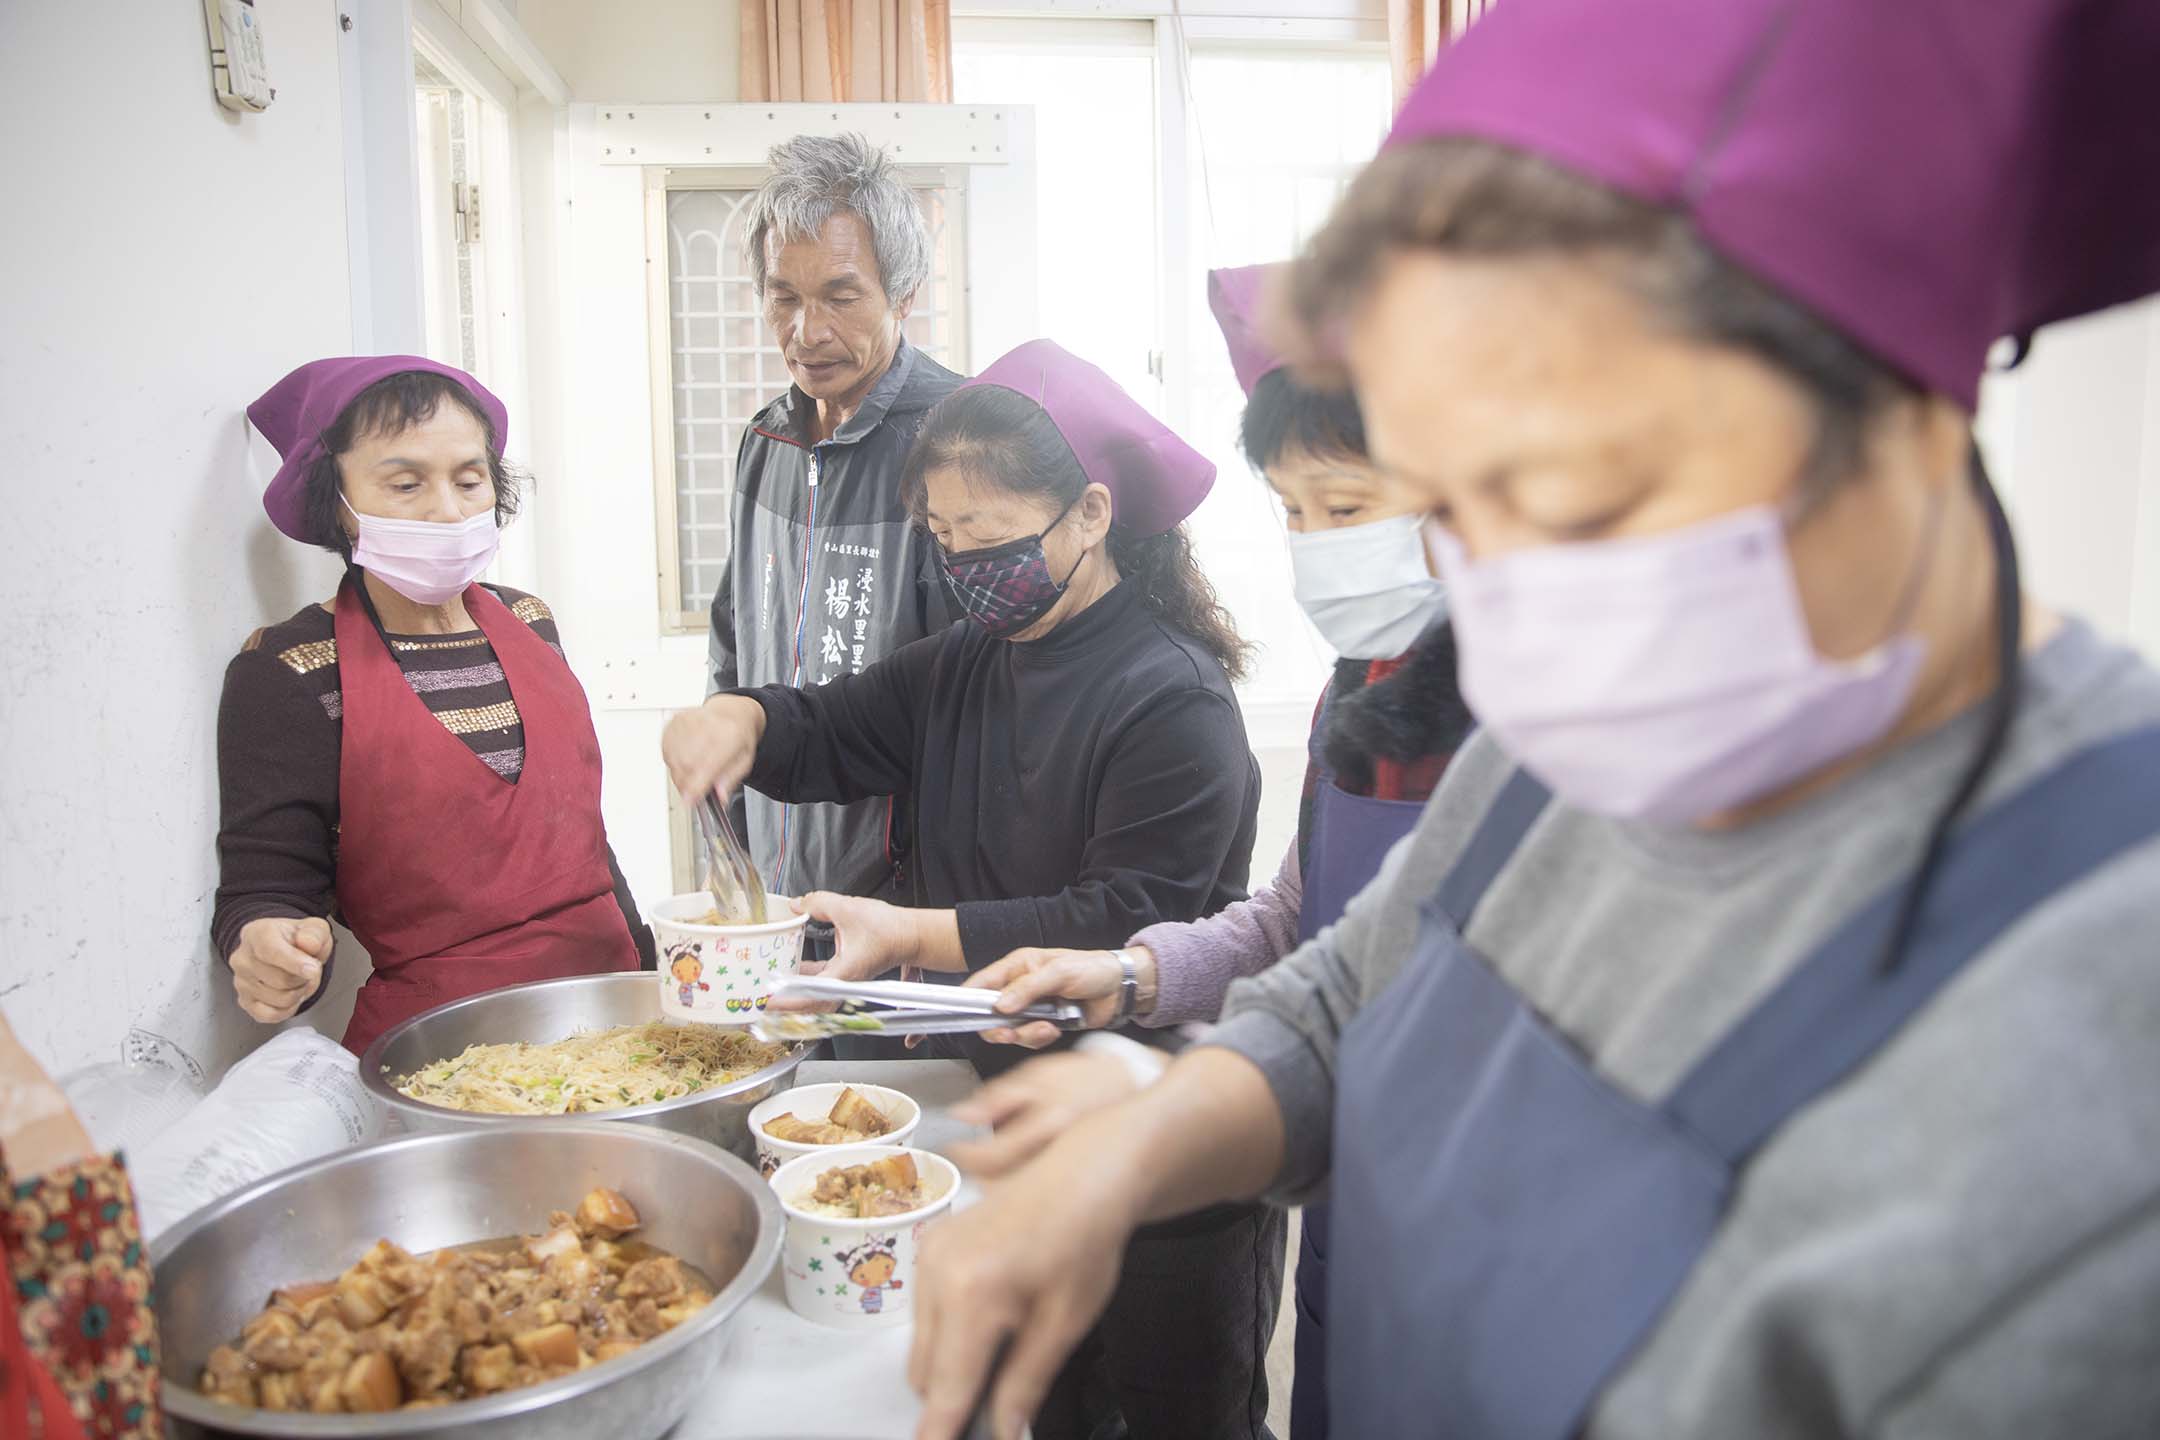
[340,1353,402,1412]
[575,1187,640,1238]
[510,1321,581,1370]
[763,1114,853,1144]
[828,1087,894,1136]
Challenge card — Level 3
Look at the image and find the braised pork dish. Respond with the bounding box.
[791,1153,940,1220]
[761,1085,896,1145]
[198,1188,710,1413]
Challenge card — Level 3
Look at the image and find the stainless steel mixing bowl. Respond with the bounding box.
[154,1122,782,1440]
[357,972,809,1160]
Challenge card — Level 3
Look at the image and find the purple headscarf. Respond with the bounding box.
[1387,0,2160,408]
[1208,265,1287,398]
[957,340,1214,537]
[248,356,510,542]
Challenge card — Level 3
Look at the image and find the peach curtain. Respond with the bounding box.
[741,0,953,104]
[1387,0,1498,106]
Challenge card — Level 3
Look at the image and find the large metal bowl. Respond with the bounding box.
[154,1122,782,1439]
[358,973,809,1160]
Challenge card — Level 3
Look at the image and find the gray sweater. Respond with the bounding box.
[1210,618,2160,1439]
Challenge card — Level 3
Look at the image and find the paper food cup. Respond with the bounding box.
[747,1082,922,1178]
[769,1144,958,1330]
[652,892,809,1024]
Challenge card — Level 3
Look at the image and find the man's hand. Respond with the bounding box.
[947,1050,1143,1179]
[964,945,1157,1048]
[661,694,767,806]
[229,916,331,1023]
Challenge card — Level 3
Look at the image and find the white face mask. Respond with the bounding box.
[342,496,500,606]
[1288,512,1450,660]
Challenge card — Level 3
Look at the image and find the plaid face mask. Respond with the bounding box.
[939,502,1084,638]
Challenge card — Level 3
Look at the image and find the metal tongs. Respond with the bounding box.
[749,976,1084,1043]
[695,793,767,925]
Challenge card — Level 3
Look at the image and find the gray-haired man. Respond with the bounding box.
[665,133,963,910]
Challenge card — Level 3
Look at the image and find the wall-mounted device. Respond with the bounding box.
[204,0,275,112]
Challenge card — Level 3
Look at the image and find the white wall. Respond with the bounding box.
[1977,296,2160,662]
[0,0,358,1078]
[519,0,738,101]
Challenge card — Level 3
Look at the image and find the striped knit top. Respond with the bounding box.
[257,586,560,779]
[210,584,653,970]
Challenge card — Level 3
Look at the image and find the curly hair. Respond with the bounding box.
[902,385,1253,681]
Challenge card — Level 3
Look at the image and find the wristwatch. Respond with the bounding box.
[1108,948,1140,1025]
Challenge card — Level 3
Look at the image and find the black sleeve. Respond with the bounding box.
[605,846,657,969]
[211,647,340,1003]
[735,635,938,806]
[954,687,1257,968]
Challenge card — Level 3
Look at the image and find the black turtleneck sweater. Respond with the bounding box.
[738,581,1259,969]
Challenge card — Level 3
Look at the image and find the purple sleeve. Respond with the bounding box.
[1127,840,1304,1027]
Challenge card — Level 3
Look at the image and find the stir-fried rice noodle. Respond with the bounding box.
[395,1021,785,1115]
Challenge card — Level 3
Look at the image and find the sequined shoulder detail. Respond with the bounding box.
[277,638,339,675]
[434,700,522,736]
[510,595,554,626]
[389,634,491,653]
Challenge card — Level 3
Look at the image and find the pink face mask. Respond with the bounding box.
[343,496,500,606]
[1427,505,1929,825]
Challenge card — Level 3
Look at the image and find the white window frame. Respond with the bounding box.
[952,5,1388,745]
[953,7,1383,433]
[409,7,543,590]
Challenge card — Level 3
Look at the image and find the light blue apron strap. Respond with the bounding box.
[1435,766,1552,928]
[1672,724,2160,1164]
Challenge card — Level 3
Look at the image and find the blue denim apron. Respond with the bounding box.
[1327,725,2160,1438]
[1290,725,1429,1440]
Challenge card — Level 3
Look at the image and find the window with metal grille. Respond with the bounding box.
[650,170,969,633]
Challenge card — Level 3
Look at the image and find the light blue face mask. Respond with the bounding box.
[1288,512,1449,660]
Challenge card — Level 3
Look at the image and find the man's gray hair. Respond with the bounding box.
[744,133,930,305]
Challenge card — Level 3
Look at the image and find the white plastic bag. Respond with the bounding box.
[129,1028,386,1242]
[59,1029,207,1156]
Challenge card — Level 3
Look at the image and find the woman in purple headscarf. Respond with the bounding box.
[906,3,2160,1439]
[216,358,651,1056]
[664,339,1285,1438]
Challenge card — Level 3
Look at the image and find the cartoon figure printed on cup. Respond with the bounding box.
[839,1235,903,1315]
[667,946,709,1010]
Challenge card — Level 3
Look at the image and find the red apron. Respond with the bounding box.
[333,582,638,1055]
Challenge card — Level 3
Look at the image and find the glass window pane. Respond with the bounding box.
[954,45,1161,410]
[1182,47,1393,703]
